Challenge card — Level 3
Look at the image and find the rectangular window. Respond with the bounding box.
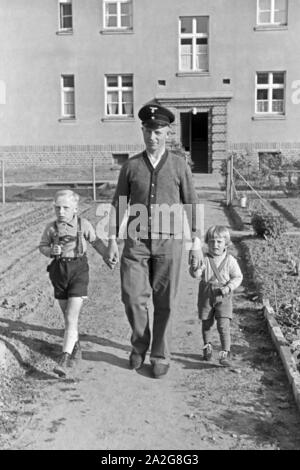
[256,72,285,114]
[103,0,132,29]
[61,75,75,118]
[112,153,129,165]
[105,74,133,117]
[59,0,73,31]
[258,152,282,170]
[179,16,209,72]
[257,0,287,26]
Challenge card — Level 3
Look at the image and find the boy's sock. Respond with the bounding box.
[62,329,78,355]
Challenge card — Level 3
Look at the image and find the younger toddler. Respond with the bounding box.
[189,225,243,367]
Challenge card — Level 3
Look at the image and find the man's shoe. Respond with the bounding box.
[203,343,213,361]
[71,341,82,364]
[152,362,170,379]
[129,351,145,370]
[54,352,72,377]
[219,350,231,367]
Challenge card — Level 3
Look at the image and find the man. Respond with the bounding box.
[106,102,202,378]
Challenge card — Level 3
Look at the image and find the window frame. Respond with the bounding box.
[105,74,134,118]
[256,0,288,26]
[58,0,73,32]
[178,16,209,73]
[255,71,286,115]
[112,153,129,165]
[61,75,76,119]
[103,0,133,30]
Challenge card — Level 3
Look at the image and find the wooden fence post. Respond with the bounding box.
[226,154,234,206]
[1,159,5,204]
[230,153,234,204]
[92,158,96,201]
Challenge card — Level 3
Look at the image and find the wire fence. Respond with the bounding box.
[0,157,121,204]
[226,153,300,211]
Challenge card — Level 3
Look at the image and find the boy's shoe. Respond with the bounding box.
[219,350,231,367]
[129,351,145,370]
[71,341,82,364]
[54,352,72,377]
[203,343,213,361]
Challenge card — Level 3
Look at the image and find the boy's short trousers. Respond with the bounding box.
[47,255,89,299]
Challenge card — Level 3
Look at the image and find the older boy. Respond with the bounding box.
[39,189,99,377]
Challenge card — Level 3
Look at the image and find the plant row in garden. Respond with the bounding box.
[227,198,300,353]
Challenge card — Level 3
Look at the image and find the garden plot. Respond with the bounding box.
[270,198,300,228]
[228,198,300,346]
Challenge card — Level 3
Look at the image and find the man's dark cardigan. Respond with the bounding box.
[111,150,200,238]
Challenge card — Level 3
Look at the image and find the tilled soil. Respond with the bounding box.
[1,197,300,450]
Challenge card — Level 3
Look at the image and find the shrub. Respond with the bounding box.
[251,211,287,239]
[169,140,193,168]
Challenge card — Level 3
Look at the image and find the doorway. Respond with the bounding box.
[180,112,209,173]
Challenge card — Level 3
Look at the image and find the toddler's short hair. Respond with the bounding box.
[204,225,231,246]
[54,189,79,206]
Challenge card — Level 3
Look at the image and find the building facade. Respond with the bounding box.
[0,0,300,174]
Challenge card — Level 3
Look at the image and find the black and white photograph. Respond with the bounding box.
[1,0,300,453]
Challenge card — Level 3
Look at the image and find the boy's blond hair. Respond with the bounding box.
[204,225,231,246]
[54,189,79,206]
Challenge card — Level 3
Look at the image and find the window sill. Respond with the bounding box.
[254,25,288,31]
[100,29,134,35]
[252,114,286,120]
[101,117,135,122]
[176,72,210,77]
[58,117,77,123]
[56,30,74,35]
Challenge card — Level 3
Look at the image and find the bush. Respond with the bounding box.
[251,212,287,239]
[169,140,193,168]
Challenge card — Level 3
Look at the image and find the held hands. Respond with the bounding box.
[188,246,204,271]
[104,239,119,270]
[189,263,203,279]
[189,257,205,279]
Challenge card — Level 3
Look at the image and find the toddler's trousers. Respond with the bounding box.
[202,316,231,351]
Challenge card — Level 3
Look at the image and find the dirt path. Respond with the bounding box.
[1,196,300,450]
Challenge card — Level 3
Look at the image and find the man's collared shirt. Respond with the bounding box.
[146,149,165,169]
[39,215,96,258]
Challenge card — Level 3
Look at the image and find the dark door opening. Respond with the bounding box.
[180,112,209,173]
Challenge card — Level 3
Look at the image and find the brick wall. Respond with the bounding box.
[228,142,300,163]
[0,144,145,169]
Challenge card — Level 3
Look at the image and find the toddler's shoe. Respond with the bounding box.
[54,352,72,377]
[219,350,231,367]
[203,343,213,361]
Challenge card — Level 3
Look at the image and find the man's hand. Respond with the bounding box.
[188,237,203,270]
[188,248,204,270]
[104,239,119,270]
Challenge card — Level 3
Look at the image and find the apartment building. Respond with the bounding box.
[0,0,299,173]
